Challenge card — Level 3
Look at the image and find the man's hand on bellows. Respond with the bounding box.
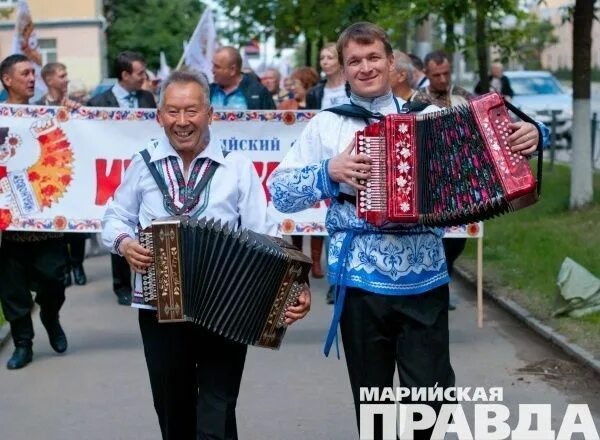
[327,140,372,191]
[120,237,153,274]
[285,284,311,325]
[508,121,539,156]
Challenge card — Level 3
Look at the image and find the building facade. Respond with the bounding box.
[535,0,600,70]
[0,0,106,91]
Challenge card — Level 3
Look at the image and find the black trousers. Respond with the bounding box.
[139,310,248,440]
[0,237,66,345]
[111,253,132,296]
[442,237,466,276]
[63,232,87,268]
[340,285,455,440]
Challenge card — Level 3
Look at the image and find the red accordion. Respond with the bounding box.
[355,92,539,227]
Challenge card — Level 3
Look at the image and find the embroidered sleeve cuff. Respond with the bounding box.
[319,159,339,198]
[114,233,132,256]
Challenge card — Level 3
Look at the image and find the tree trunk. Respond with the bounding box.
[444,17,455,60]
[475,1,489,93]
[569,0,595,208]
[304,35,312,68]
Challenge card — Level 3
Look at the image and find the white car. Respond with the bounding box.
[504,71,572,148]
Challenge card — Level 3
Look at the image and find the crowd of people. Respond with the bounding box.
[0,20,546,440]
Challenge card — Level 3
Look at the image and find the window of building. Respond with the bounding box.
[39,39,57,65]
[0,0,18,7]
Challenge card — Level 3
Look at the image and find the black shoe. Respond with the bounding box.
[326,286,335,305]
[72,265,87,286]
[40,315,67,353]
[7,346,33,370]
[63,271,72,288]
[117,293,132,306]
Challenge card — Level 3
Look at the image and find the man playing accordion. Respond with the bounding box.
[102,70,310,440]
[268,22,544,439]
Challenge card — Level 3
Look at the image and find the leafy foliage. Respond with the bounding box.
[104,0,203,73]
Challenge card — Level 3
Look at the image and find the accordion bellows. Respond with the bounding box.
[356,92,538,227]
[139,217,311,349]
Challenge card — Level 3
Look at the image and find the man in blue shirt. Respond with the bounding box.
[210,46,275,110]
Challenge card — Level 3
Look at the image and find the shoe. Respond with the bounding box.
[7,346,33,370]
[72,265,87,286]
[117,293,132,306]
[40,315,68,353]
[326,285,335,305]
[63,270,72,288]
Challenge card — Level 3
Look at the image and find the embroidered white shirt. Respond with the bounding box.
[102,133,277,308]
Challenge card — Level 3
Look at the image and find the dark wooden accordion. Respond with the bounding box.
[356,92,540,227]
[138,217,311,349]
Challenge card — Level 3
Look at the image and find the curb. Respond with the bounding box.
[455,266,600,377]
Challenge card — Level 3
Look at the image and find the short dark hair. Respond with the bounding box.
[336,22,393,66]
[424,50,450,70]
[0,54,30,89]
[114,51,145,81]
[408,53,424,71]
[41,62,67,82]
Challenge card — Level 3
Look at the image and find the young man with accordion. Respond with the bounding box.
[102,70,311,440]
[268,22,546,439]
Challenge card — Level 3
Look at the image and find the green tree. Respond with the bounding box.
[104,0,203,73]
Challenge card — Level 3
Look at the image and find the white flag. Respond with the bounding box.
[10,0,46,98]
[157,51,171,81]
[183,8,217,82]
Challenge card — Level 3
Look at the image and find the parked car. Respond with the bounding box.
[504,71,572,148]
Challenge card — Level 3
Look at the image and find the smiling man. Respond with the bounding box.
[267,22,541,439]
[102,70,310,440]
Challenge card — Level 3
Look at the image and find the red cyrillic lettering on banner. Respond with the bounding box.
[253,161,279,202]
[95,159,123,205]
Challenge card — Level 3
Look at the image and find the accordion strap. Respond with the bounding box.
[140,149,229,216]
[504,99,544,196]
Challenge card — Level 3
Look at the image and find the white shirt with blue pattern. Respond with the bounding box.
[267,91,449,296]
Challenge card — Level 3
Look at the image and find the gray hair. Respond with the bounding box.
[393,50,415,85]
[158,69,211,108]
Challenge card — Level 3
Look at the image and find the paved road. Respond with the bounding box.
[1,254,599,439]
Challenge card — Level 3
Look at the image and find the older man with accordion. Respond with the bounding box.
[102,70,311,440]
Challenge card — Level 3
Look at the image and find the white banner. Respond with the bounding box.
[0,105,481,238]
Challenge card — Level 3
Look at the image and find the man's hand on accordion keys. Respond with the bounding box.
[508,121,540,156]
[328,139,372,191]
[284,283,311,326]
[119,237,153,274]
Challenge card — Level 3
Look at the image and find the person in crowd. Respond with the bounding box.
[474,61,514,100]
[210,46,275,110]
[412,50,475,288]
[37,62,87,287]
[0,54,72,369]
[267,22,542,439]
[88,50,157,306]
[278,66,319,110]
[306,42,349,110]
[260,67,288,106]
[408,52,429,89]
[102,69,310,440]
[141,69,161,100]
[390,50,417,104]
